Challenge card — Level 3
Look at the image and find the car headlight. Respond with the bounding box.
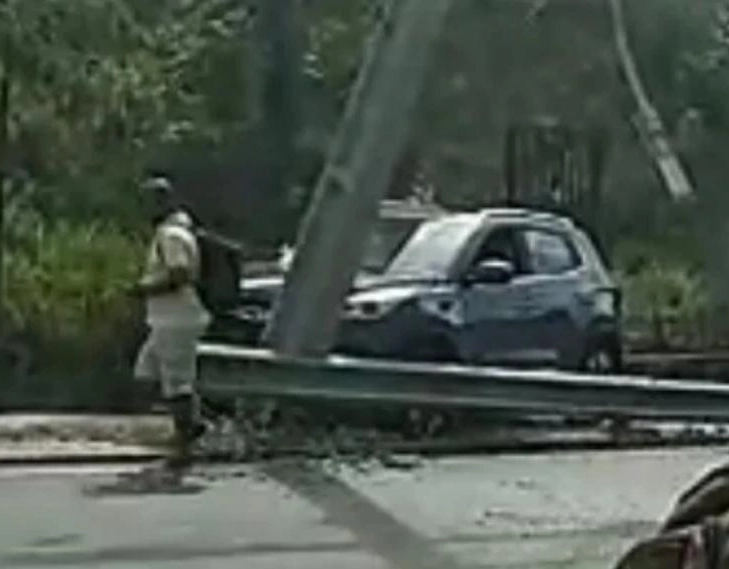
[344,299,401,320]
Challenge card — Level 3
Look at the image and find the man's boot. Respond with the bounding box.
[166,394,206,470]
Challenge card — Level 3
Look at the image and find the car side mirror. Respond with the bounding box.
[463,259,515,286]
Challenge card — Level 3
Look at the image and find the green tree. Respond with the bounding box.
[1,0,251,222]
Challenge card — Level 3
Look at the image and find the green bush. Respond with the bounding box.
[3,210,146,372]
[618,261,711,350]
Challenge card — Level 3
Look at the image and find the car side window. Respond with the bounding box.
[471,227,527,274]
[523,229,580,275]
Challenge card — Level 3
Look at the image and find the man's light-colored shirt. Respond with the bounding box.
[141,210,210,328]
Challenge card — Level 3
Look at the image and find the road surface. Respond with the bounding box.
[0,447,727,569]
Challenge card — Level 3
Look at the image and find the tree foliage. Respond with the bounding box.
[1,0,253,222]
[5,0,729,378]
[0,0,373,378]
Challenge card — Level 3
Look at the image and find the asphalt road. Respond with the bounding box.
[1,447,727,569]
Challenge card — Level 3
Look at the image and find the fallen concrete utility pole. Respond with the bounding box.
[198,345,729,423]
[265,0,453,357]
[609,0,694,201]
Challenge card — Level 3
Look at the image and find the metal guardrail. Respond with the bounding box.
[198,344,729,423]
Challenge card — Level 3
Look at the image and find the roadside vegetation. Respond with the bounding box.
[1,0,729,406]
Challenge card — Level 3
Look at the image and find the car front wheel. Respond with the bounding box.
[579,336,622,374]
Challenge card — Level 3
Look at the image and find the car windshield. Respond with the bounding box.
[384,214,482,280]
[360,217,426,273]
[262,216,432,278]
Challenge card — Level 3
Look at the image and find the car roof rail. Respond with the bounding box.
[483,207,574,226]
[379,199,446,220]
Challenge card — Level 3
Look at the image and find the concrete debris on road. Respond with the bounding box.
[3,412,729,469]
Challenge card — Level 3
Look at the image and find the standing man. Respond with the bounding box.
[131,176,210,469]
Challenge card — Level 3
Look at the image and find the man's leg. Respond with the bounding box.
[133,332,158,382]
[156,326,206,468]
[133,332,163,411]
[166,394,204,466]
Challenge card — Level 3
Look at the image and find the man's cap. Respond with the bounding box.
[140,175,174,195]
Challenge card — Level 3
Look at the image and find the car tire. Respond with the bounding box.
[579,336,622,374]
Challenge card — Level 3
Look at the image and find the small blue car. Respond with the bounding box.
[335,208,622,372]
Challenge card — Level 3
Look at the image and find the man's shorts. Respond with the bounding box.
[134,325,206,399]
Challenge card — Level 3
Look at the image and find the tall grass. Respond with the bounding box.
[3,208,146,373]
[618,262,712,350]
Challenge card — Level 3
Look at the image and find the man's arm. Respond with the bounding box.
[132,232,195,298]
[134,267,192,297]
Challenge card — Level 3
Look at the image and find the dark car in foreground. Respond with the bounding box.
[335,208,622,372]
